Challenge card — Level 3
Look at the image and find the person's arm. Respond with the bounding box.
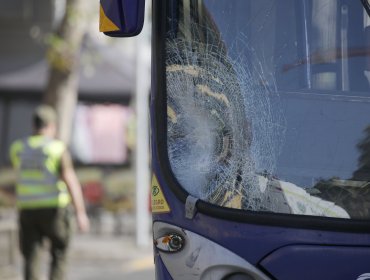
[61,150,90,233]
[9,140,22,168]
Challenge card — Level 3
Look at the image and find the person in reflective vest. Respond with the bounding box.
[10,105,89,280]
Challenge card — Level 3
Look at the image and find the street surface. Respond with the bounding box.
[68,233,155,280]
[1,212,155,280]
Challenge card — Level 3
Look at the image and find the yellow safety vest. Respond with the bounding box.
[10,136,71,209]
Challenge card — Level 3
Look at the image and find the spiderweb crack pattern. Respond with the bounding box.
[166,37,284,211]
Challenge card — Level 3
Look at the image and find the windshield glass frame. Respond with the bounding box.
[152,0,370,232]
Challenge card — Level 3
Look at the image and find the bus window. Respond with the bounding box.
[166,0,370,219]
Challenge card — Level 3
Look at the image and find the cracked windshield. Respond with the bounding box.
[166,0,370,219]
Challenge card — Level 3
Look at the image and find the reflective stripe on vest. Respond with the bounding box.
[13,136,70,209]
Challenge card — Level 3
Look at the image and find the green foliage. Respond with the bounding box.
[45,34,74,72]
[44,0,88,72]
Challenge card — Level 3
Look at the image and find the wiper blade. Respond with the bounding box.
[362,0,370,17]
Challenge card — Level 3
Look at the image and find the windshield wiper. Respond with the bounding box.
[362,0,370,17]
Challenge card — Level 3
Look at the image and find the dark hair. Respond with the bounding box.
[33,115,48,130]
[32,105,57,131]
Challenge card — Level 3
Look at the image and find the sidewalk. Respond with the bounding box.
[68,233,155,280]
[0,210,155,280]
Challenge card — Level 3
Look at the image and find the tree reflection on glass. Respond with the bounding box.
[313,125,370,219]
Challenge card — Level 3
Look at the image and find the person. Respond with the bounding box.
[9,105,89,280]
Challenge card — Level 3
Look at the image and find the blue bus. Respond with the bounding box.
[101,0,370,279]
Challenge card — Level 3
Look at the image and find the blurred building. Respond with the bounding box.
[0,0,140,229]
[0,0,136,166]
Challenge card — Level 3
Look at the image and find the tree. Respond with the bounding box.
[353,125,370,181]
[43,0,87,144]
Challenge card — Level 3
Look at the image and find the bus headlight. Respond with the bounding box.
[154,232,185,253]
[154,222,271,280]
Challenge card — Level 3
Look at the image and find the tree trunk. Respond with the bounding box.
[43,0,87,144]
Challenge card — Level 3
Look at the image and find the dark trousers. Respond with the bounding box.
[19,207,71,280]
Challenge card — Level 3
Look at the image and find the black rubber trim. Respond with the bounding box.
[153,0,188,202]
[152,0,370,234]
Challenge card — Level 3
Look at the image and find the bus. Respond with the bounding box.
[101,0,370,279]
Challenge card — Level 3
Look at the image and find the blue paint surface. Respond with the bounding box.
[155,255,174,280]
[260,245,370,279]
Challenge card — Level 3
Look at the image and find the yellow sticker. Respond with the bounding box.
[99,5,120,32]
[151,175,171,214]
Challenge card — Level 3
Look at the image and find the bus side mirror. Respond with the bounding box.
[99,0,145,37]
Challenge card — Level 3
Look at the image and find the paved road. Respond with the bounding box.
[1,233,155,280]
[68,234,155,280]
[0,210,155,280]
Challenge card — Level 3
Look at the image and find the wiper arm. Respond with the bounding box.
[362,0,370,17]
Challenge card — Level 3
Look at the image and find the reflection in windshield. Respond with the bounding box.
[166,0,370,219]
[283,47,370,73]
[354,125,370,182]
[311,125,370,218]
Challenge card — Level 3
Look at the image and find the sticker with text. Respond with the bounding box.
[151,175,171,214]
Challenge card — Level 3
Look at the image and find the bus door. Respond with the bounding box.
[100,0,370,279]
[151,1,370,279]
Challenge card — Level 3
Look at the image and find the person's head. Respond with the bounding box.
[32,105,57,138]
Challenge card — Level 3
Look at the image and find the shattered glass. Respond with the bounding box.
[167,37,284,211]
[165,0,370,219]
